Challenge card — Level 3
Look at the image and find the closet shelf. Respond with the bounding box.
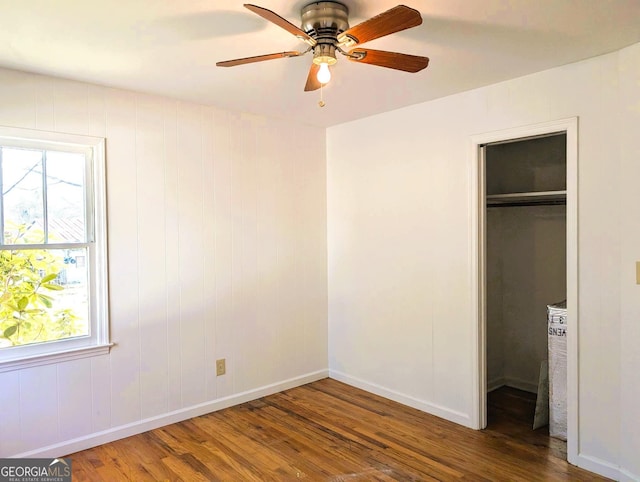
[487,190,566,207]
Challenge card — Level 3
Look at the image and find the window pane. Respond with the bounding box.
[0,247,89,349]
[1,147,45,244]
[46,151,86,243]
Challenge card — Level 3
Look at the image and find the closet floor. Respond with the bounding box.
[487,386,568,462]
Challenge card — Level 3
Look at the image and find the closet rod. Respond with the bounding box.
[487,199,566,208]
[487,190,566,207]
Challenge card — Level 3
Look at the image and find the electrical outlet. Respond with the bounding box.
[216,358,226,376]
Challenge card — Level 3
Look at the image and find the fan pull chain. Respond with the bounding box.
[318,83,326,108]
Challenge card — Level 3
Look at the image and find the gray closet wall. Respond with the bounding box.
[486,134,567,393]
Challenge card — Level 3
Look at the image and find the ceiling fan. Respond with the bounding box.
[216,2,429,91]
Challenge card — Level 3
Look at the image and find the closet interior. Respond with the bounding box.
[484,133,567,440]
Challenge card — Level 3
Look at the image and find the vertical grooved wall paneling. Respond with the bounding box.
[326,43,640,479]
[0,67,328,456]
[107,89,141,427]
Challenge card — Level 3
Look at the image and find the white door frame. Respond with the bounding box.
[469,117,579,464]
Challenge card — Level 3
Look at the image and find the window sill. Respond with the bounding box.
[0,343,114,373]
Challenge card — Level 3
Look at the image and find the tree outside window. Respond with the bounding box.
[0,142,96,353]
[0,128,108,370]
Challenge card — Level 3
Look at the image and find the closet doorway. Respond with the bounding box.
[471,118,578,464]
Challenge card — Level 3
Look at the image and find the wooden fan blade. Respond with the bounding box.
[244,4,316,45]
[348,48,429,73]
[304,63,321,91]
[216,51,302,67]
[338,5,422,46]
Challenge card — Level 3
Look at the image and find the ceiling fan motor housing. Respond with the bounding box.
[301,1,349,65]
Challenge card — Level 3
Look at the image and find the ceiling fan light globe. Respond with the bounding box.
[317,63,332,84]
[312,53,338,66]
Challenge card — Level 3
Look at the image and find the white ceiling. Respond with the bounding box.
[0,1,639,127]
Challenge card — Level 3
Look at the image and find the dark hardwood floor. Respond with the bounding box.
[68,378,608,481]
[487,386,569,462]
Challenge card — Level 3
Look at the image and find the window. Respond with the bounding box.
[0,127,109,371]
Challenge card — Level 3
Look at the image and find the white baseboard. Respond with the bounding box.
[11,369,329,459]
[329,370,472,428]
[503,376,539,394]
[620,466,640,482]
[488,376,538,394]
[575,453,623,481]
[487,377,506,392]
[14,367,635,482]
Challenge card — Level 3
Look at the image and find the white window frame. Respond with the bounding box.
[0,126,111,372]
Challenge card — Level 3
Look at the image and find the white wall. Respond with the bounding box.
[327,43,640,479]
[0,67,328,457]
[618,44,640,482]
